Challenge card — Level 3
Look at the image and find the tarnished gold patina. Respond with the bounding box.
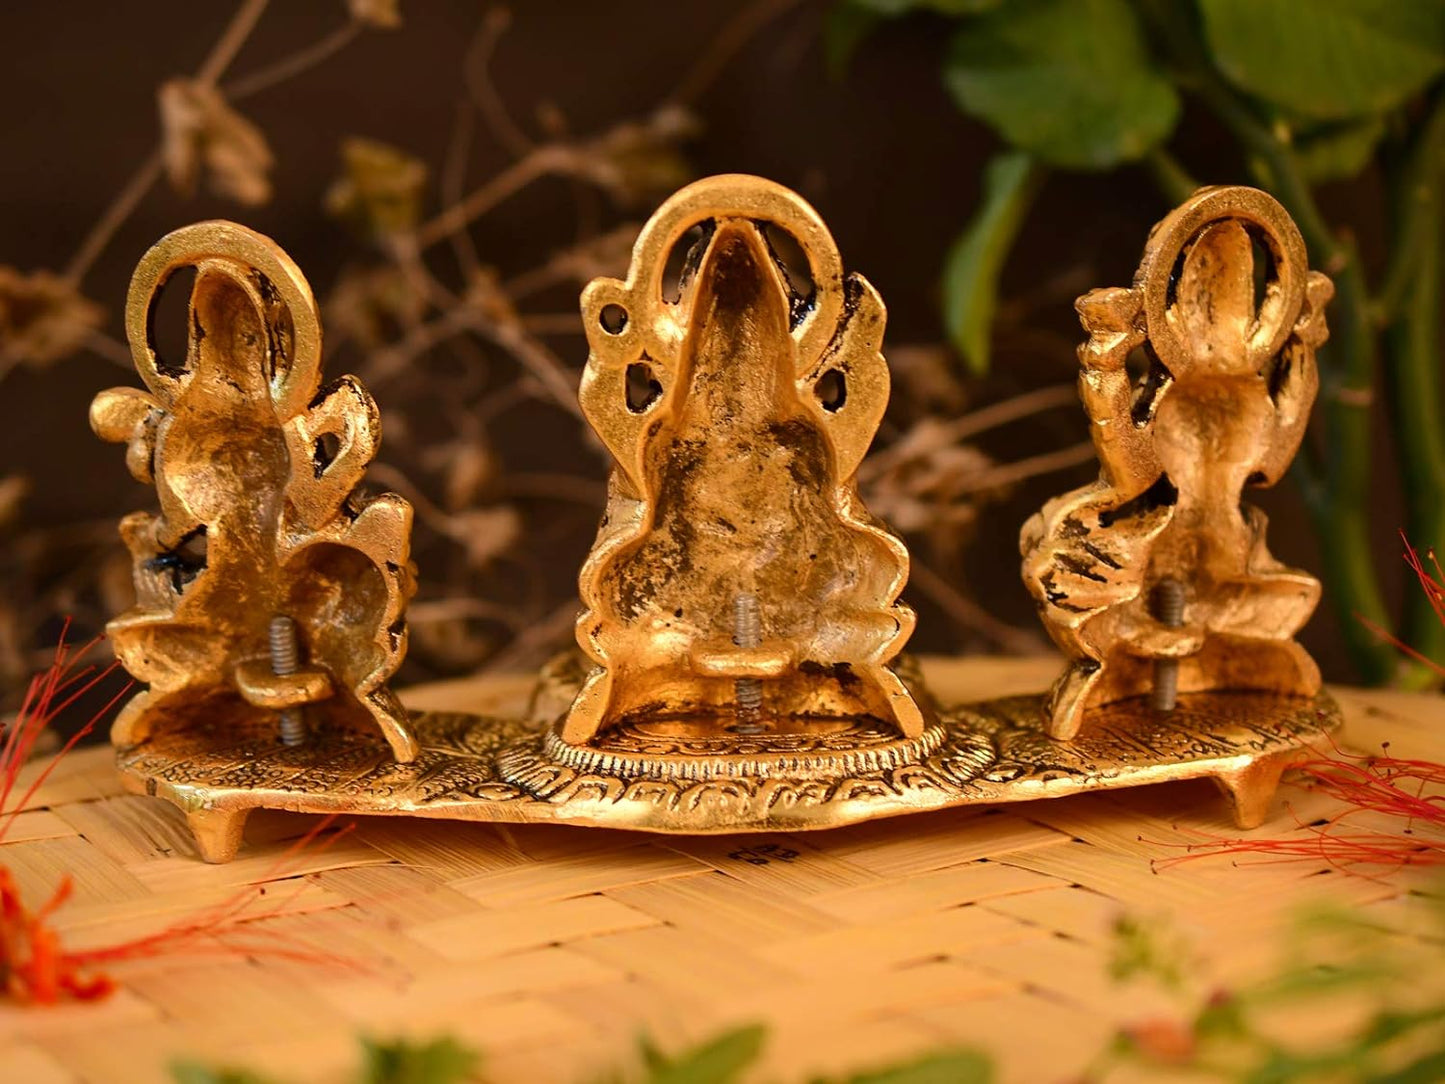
[92,220,419,763]
[1022,186,1330,739]
[100,182,1342,863]
[116,661,1340,862]
[565,174,929,747]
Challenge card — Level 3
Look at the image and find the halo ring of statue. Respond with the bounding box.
[124,220,324,420]
[591,173,847,367]
[1137,185,1308,379]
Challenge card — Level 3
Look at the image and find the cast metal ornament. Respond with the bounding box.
[1021,186,1330,739]
[100,182,1341,863]
[92,221,420,774]
[566,174,930,748]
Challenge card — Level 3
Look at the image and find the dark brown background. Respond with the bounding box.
[0,0,1409,684]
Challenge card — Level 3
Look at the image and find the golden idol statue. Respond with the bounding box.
[565,175,929,746]
[1022,186,1330,739]
[98,183,1342,860]
[92,222,418,772]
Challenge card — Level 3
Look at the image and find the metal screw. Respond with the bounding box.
[269,614,307,745]
[732,592,765,733]
[1150,578,1185,712]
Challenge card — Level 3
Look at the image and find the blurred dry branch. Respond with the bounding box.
[0,0,1089,700]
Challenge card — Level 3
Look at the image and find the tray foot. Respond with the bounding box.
[186,808,249,863]
[1213,752,1291,829]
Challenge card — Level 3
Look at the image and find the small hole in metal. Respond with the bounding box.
[815,369,846,412]
[662,222,713,302]
[625,362,663,413]
[599,303,629,335]
[313,431,342,476]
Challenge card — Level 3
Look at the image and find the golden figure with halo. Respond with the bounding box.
[91,222,418,775]
[565,174,929,748]
[1021,186,1329,739]
[93,179,1342,861]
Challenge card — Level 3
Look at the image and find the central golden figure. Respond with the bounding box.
[563,174,928,746]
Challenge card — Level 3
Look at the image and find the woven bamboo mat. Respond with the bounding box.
[2,657,1440,1084]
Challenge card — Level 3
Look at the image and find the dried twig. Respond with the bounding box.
[65,0,274,284]
[224,19,362,101]
[860,384,1078,483]
[908,559,1046,655]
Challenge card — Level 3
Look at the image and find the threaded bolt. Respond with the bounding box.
[732,592,765,733]
[1150,578,1185,712]
[269,614,307,746]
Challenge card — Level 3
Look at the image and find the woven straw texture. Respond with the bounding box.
[1,657,1439,1083]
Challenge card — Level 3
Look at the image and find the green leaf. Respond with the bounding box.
[825,3,888,79]
[170,1062,281,1084]
[1292,116,1386,182]
[839,1049,993,1083]
[638,1032,669,1073]
[941,151,1041,375]
[1359,1005,1445,1049]
[942,0,1181,170]
[359,1036,480,1084]
[1372,1049,1445,1084]
[639,1025,767,1084]
[1199,0,1445,121]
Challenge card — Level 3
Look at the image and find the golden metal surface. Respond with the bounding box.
[116,661,1340,862]
[97,183,1344,861]
[1021,187,1331,740]
[92,221,420,762]
[565,175,928,747]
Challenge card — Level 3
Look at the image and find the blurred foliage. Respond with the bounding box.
[836,0,1445,685]
[166,889,1445,1081]
[159,78,274,205]
[326,138,429,240]
[1100,892,1445,1081]
[171,1027,993,1084]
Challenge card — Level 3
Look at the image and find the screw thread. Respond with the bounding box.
[269,615,300,675]
[1150,578,1185,712]
[269,614,307,746]
[732,593,764,731]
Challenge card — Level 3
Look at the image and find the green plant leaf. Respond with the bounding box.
[1372,1049,1445,1084]
[942,0,1180,170]
[359,1036,480,1084]
[838,1049,993,1083]
[1353,1005,1445,1052]
[941,151,1041,375]
[638,1032,669,1073]
[170,1062,281,1084]
[1293,116,1386,182]
[639,1025,767,1084]
[1199,0,1445,120]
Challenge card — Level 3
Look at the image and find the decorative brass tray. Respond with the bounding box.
[118,671,1338,862]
